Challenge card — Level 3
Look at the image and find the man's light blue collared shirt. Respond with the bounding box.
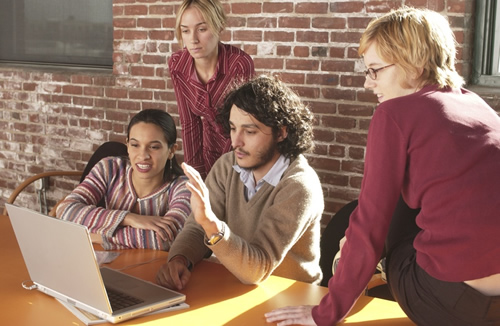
[233,154,290,201]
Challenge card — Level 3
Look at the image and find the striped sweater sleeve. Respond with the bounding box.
[103,176,191,250]
[56,158,192,251]
[55,157,129,240]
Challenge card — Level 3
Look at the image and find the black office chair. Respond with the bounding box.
[79,141,128,208]
[319,199,394,300]
[80,141,128,183]
[319,200,357,287]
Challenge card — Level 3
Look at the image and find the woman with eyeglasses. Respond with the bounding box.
[265,7,500,326]
[170,0,254,180]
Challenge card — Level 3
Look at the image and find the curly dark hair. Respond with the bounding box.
[217,75,314,160]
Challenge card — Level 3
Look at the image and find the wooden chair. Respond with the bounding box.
[2,171,82,216]
[3,141,128,217]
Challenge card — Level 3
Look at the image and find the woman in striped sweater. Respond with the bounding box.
[56,109,192,250]
[169,0,255,179]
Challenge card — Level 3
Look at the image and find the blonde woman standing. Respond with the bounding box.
[170,0,254,179]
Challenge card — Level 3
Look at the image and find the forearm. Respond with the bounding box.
[102,226,168,250]
[167,216,210,265]
[210,225,274,284]
[57,193,127,237]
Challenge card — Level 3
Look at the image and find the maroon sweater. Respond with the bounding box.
[313,85,500,325]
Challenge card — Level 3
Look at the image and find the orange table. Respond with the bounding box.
[0,214,413,325]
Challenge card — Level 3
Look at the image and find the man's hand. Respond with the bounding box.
[156,256,191,290]
[265,305,317,326]
[122,213,180,242]
[181,163,220,234]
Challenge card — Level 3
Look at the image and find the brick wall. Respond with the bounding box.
[1,0,497,228]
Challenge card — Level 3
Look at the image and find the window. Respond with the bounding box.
[0,0,113,68]
[472,0,500,86]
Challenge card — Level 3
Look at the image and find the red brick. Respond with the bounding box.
[263,2,293,13]
[313,128,335,142]
[293,46,309,57]
[279,17,310,29]
[141,79,166,89]
[308,156,341,171]
[124,5,148,15]
[312,17,346,29]
[253,58,284,70]
[234,30,263,42]
[131,66,155,77]
[117,100,141,111]
[23,83,37,91]
[306,74,339,86]
[114,18,136,28]
[349,147,365,160]
[286,59,320,71]
[231,2,262,14]
[338,104,373,117]
[143,54,166,64]
[296,2,329,14]
[62,85,83,95]
[322,116,357,129]
[330,2,364,13]
[105,88,128,99]
[150,5,174,15]
[277,46,291,56]
[138,18,161,28]
[336,131,367,146]
[95,98,117,109]
[150,30,173,41]
[124,30,148,40]
[248,17,277,28]
[73,97,94,107]
[129,90,153,100]
[84,87,105,97]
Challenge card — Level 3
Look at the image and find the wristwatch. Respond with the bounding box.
[205,223,225,246]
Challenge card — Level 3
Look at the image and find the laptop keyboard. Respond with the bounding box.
[106,287,144,311]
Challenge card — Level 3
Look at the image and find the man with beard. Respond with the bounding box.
[156,75,324,290]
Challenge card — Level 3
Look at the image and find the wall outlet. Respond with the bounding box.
[34,178,47,191]
[35,179,43,190]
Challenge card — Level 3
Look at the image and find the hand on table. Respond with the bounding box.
[156,256,191,290]
[265,305,317,325]
[122,213,180,242]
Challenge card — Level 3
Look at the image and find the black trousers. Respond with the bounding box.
[333,196,500,325]
[385,197,500,326]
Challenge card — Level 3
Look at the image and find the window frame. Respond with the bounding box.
[0,0,113,69]
[472,0,500,86]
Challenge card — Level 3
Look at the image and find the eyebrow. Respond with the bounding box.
[129,138,163,144]
[229,121,259,129]
[180,22,207,28]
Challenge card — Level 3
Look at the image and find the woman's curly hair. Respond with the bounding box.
[217,75,314,160]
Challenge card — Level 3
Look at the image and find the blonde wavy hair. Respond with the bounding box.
[175,0,226,48]
[358,7,464,89]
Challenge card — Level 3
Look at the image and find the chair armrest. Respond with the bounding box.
[3,171,82,216]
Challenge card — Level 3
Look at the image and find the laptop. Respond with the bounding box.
[6,203,186,323]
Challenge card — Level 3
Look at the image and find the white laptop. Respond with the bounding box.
[6,203,186,323]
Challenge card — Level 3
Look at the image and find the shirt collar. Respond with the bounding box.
[180,43,226,82]
[233,154,290,199]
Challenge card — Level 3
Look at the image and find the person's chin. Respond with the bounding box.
[235,158,252,169]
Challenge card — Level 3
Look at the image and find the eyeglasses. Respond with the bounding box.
[364,64,395,80]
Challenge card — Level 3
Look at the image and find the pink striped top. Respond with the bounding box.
[56,157,192,251]
[169,42,254,179]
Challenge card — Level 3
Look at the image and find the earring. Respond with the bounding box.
[169,158,173,170]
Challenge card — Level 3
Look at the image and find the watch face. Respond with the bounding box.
[208,233,223,245]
